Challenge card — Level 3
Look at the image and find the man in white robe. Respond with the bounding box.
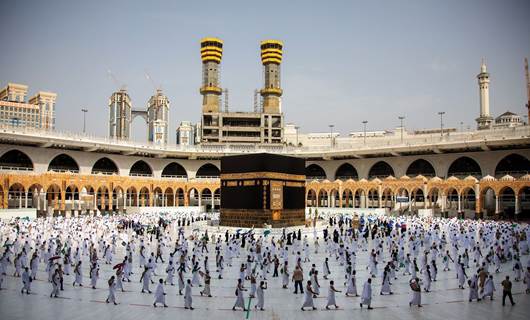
[360,278,373,310]
[301,280,317,311]
[106,276,118,305]
[325,280,341,309]
[409,278,422,307]
[21,267,31,294]
[153,279,168,307]
[184,279,193,310]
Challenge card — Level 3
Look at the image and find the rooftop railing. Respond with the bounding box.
[1,124,529,155]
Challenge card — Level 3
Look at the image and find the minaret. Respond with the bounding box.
[476,59,493,129]
[147,89,169,146]
[260,40,283,114]
[524,58,530,123]
[200,37,223,113]
[109,89,132,139]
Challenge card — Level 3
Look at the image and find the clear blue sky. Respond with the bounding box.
[1,0,529,142]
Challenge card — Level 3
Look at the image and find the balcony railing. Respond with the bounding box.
[0,166,33,172]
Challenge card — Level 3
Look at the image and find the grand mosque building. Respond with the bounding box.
[1,39,529,220]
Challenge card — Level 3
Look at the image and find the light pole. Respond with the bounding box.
[295,126,300,146]
[438,111,445,137]
[362,120,368,145]
[328,124,334,149]
[81,108,88,133]
[398,116,405,143]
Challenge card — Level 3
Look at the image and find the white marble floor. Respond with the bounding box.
[1,222,529,320]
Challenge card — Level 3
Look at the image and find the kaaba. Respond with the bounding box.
[220,153,306,228]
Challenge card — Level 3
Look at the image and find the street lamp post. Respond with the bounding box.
[362,120,368,145]
[81,108,88,133]
[398,116,405,143]
[328,124,334,149]
[295,126,300,147]
[438,112,445,137]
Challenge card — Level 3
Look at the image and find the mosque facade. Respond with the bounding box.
[1,39,529,220]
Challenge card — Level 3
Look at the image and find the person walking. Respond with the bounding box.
[501,276,515,306]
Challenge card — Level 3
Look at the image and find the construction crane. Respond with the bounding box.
[145,70,162,92]
[107,69,127,91]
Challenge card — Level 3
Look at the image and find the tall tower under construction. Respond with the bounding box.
[260,40,283,114]
[200,38,223,113]
[109,89,132,139]
[147,89,169,146]
[200,38,284,145]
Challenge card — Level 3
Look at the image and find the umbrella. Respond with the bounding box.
[192,228,200,233]
[263,230,271,237]
[49,256,61,261]
[113,263,125,270]
[235,229,242,234]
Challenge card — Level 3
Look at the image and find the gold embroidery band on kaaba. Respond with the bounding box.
[220,172,305,181]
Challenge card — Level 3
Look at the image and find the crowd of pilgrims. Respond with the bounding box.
[1,212,530,312]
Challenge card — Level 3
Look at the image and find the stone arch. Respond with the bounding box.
[495,154,530,178]
[164,187,175,206]
[426,187,441,209]
[126,186,138,207]
[498,186,516,218]
[461,187,476,211]
[46,184,62,214]
[447,156,482,178]
[48,154,80,173]
[480,186,496,217]
[138,187,150,207]
[329,188,340,207]
[0,149,33,171]
[410,187,425,211]
[92,157,119,175]
[381,188,393,209]
[445,187,459,211]
[152,187,163,206]
[406,159,435,177]
[317,189,328,207]
[96,186,110,212]
[196,163,220,178]
[176,188,185,206]
[201,188,213,211]
[367,188,379,208]
[65,185,79,201]
[113,186,125,212]
[162,162,188,178]
[518,186,530,218]
[130,160,153,177]
[341,188,353,208]
[335,163,358,180]
[354,189,366,208]
[306,164,327,180]
[368,161,395,179]
[8,183,25,209]
[188,188,200,206]
[306,189,317,207]
[27,183,44,211]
